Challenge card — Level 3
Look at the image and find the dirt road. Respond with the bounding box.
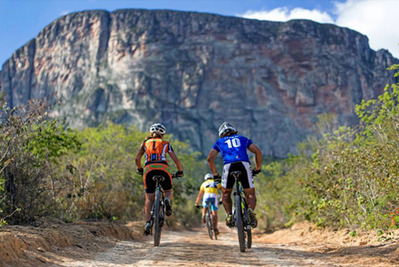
[2,222,399,266]
[47,226,366,267]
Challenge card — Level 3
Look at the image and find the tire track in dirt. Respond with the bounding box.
[51,226,343,267]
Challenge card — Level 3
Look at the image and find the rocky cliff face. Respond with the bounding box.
[0,9,397,157]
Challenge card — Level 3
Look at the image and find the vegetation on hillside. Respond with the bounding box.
[0,97,80,225]
[0,95,208,226]
[256,64,399,230]
[1,64,399,231]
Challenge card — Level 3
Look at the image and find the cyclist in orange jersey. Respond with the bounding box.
[135,123,184,235]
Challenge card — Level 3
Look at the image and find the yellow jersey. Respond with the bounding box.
[200,179,221,197]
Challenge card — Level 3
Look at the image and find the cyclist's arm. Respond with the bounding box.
[135,144,145,169]
[195,190,204,205]
[248,143,262,171]
[207,149,219,176]
[168,151,183,172]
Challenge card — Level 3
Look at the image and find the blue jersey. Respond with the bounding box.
[212,134,253,164]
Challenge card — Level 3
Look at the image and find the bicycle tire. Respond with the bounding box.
[235,195,245,252]
[153,189,162,246]
[247,226,252,248]
[244,204,252,249]
[210,211,218,240]
[206,212,213,240]
[213,215,218,240]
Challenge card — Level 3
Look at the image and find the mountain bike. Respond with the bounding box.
[200,200,218,240]
[231,171,252,252]
[148,174,175,246]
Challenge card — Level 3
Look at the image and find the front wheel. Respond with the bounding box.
[235,195,245,252]
[153,190,162,246]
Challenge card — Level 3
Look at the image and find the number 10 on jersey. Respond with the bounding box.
[225,138,241,148]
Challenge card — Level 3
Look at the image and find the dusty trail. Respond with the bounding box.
[3,221,399,266]
[50,226,342,267]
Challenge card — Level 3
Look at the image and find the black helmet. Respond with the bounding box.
[218,122,238,138]
[150,123,167,135]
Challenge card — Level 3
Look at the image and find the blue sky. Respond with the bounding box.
[0,0,398,68]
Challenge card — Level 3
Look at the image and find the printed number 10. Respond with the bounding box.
[225,138,241,148]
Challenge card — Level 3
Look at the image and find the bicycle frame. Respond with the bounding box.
[231,171,252,252]
[203,200,217,240]
[149,175,166,247]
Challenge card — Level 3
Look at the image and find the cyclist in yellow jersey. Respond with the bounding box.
[195,173,222,235]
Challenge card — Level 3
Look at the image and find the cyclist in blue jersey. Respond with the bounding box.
[207,122,262,228]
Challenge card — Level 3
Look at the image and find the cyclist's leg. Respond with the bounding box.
[158,168,173,201]
[238,161,256,210]
[164,189,173,200]
[243,174,257,228]
[157,169,173,216]
[244,188,256,210]
[221,163,234,214]
[144,171,157,221]
[144,174,155,234]
[221,187,233,213]
[164,189,173,216]
[209,198,219,230]
[202,198,210,224]
[202,207,206,223]
[212,210,218,231]
[244,188,258,228]
[145,193,155,220]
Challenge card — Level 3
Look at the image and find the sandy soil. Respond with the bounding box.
[1,221,399,267]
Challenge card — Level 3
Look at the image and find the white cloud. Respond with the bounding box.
[334,0,399,58]
[241,7,334,24]
[239,0,399,58]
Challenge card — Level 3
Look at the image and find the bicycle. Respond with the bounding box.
[230,170,252,252]
[148,174,176,246]
[199,200,218,240]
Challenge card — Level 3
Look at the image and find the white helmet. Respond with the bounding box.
[150,123,167,135]
[204,173,213,181]
[218,122,238,138]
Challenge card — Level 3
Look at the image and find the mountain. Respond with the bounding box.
[0,9,397,157]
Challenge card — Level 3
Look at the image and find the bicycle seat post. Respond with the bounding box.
[230,171,241,196]
[230,171,242,181]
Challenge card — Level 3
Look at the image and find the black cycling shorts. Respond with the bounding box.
[221,161,254,189]
[145,170,172,194]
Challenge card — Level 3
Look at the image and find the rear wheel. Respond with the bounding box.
[206,212,213,240]
[210,211,218,240]
[153,190,162,246]
[235,195,245,252]
[247,226,252,248]
[244,205,252,249]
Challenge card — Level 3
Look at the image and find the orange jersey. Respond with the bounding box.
[142,138,173,165]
